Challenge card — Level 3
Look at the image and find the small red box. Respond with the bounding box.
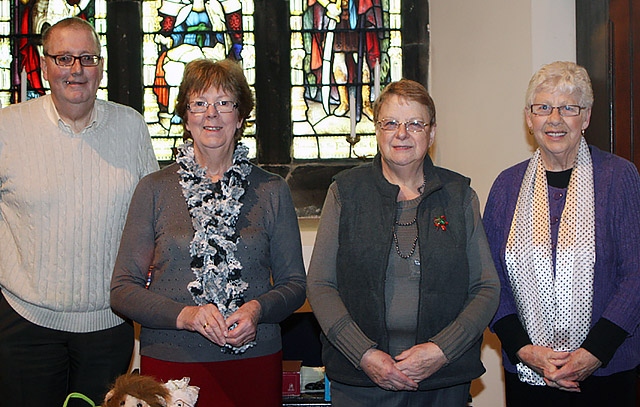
[282,360,302,396]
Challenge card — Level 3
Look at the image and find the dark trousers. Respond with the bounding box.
[505,369,638,407]
[330,380,471,407]
[0,294,134,407]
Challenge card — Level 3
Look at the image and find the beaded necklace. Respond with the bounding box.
[393,215,419,259]
[393,178,424,259]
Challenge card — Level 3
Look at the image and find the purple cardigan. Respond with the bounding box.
[484,145,640,376]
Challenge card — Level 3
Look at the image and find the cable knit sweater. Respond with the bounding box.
[0,95,159,333]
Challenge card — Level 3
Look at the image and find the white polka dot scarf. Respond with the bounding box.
[505,137,595,385]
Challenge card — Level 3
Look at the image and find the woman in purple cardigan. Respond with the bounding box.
[484,61,640,407]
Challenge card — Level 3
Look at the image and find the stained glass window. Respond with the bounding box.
[141,0,256,161]
[0,0,107,107]
[2,1,413,164]
[290,0,402,159]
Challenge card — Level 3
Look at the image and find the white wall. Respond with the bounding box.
[429,1,575,406]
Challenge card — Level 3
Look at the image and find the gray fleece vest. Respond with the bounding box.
[321,154,485,390]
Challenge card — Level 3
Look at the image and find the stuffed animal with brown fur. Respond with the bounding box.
[103,373,171,407]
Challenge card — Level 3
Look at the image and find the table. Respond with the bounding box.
[282,392,330,406]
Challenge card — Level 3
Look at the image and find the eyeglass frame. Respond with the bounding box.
[529,104,586,117]
[376,119,430,133]
[186,100,239,114]
[44,53,103,67]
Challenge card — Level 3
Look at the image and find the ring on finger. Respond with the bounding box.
[203,322,208,329]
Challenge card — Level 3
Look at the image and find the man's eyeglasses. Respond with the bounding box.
[530,104,585,117]
[44,53,102,67]
[187,100,238,114]
[376,119,429,133]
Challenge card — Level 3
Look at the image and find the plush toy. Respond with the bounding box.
[102,374,200,407]
[164,377,200,407]
[103,374,170,407]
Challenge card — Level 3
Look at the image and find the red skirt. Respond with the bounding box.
[141,351,282,407]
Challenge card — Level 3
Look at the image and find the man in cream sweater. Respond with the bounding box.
[0,17,158,406]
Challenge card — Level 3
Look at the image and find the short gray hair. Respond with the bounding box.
[525,61,594,109]
[42,17,101,55]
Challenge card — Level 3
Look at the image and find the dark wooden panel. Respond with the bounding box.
[610,0,632,160]
[577,0,640,170]
[632,0,640,165]
[577,0,612,152]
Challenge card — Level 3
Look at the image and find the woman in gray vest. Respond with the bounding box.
[307,79,500,406]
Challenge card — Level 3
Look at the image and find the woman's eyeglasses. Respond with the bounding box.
[376,119,429,133]
[187,100,238,114]
[530,104,585,117]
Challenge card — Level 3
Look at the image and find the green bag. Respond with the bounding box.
[62,392,97,407]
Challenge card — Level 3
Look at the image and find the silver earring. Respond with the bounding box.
[581,129,585,136]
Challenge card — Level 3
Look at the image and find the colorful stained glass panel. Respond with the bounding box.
[0,0,107,107]
[290,0,402,159]
[142,0,256,161]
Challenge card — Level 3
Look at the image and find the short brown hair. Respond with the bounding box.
[175,58,254,141]
[373,79,436,126]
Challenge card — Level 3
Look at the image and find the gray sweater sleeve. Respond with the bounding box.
[428,189,500,362]
[307,183,377,368]
[252,178,307,324]
[110,175,186,329]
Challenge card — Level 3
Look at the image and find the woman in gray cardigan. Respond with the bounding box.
[111,58,306,407]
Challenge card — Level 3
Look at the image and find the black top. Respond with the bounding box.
[546,168,572,188]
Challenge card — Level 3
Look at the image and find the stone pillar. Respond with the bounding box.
[106,0,143,113]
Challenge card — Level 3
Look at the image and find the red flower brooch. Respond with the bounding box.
[434,215,448,231]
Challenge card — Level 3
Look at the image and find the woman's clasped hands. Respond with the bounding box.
[359,342,448,392]
[516,345,602,392]
[360,348,418,392]
[176,300,262,348]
